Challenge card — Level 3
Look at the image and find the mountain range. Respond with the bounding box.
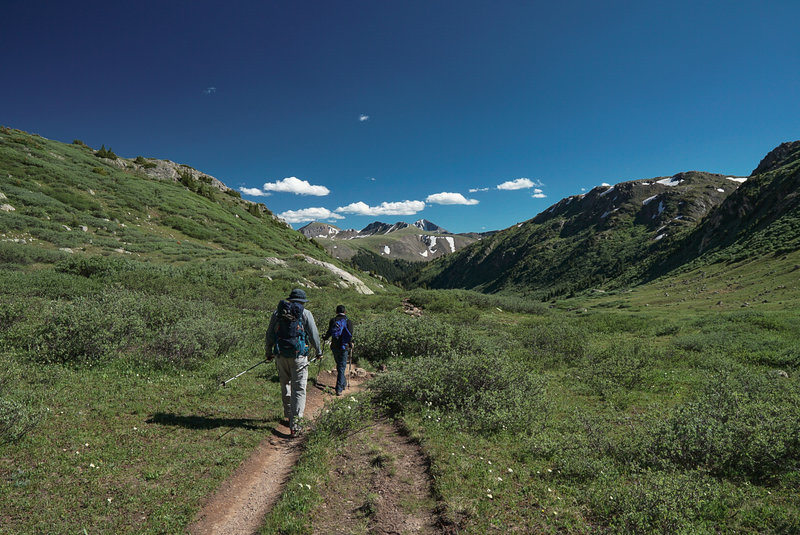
[3,125,799,303]
[298,219,484,263]
[409,141,800,298]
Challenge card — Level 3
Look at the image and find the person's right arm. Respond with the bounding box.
[264,311,277,359]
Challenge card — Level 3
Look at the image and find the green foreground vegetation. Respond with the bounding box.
[263,286,800,534]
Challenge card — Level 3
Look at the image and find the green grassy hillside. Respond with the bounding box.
[410,171,743,297]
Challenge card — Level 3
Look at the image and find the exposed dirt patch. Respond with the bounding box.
[188,369,364,535]
[311,420,440,534]
[402,297,424,317]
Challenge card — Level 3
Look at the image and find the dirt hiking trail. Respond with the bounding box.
[188,368,441,535]
[188,369,360,535]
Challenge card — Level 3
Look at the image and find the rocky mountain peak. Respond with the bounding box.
[751,141,800,176]
[413,219,449,233]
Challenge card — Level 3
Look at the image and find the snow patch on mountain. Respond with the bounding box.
[657,177,683,186]
[726,176,748,183]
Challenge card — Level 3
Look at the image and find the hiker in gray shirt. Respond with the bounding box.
[265,288,322,437]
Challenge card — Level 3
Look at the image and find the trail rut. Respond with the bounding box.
[188,370,363,535]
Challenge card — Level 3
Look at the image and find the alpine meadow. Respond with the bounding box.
[2,126,800,535]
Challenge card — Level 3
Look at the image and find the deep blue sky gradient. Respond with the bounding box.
[2,1,799,232]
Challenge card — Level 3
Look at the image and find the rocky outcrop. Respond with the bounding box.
[751,141,800,176]
[301,255,374,294]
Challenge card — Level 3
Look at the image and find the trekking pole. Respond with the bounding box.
[346,346,353,391]
[220,359,267,387]
[297,354,323,373]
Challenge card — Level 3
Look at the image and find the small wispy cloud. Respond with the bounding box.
[497,178,542,191]
[532,188,547,199]
[203,87,217,95]
[336,200,425,216]
[243,177,330,197]
[468,187,490,193]
[426,192,479,205]
[359,114,370,122]
[367,177,376,181]
[601,183,611,187]
[278,207,344,224]
[240,187,269,197]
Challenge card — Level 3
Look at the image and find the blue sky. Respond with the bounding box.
[2,1,799,233]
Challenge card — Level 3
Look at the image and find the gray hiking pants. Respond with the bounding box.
[275,355,308,431]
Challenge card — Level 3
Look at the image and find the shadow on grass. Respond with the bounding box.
[147,412,270,430]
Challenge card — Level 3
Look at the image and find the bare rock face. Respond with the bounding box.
[0,204,15,212]
[301,255,374,295]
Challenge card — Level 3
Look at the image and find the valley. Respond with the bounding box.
[1,127,798,534]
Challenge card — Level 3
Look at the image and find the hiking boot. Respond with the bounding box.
[335,390,342,396]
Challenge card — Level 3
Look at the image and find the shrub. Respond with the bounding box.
[24,289,243,368]
[134,155,157,169]
[355,313,481,364]
[0,398,39,444]
[580,342,649,399]
[92,167,109,176]
[56,255,137,278]
[626,371,800,482]
[148,316,239,368]
[523,319,587,366]
[589,469,729,534]
[94,145,117,159]
[370,352,549,434]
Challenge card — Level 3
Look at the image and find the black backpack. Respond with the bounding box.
[330,316,352,351]
[274,300,308,357]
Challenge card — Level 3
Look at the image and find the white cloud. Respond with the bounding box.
[532,188,547,199]
[259,177,330,196]
[336,200,425,216]
[468,187,490,193]
[278,207,344,224]
[359,114,370,122]
[426,192,479,205]
[203,87,217,95]
[497,177,541,191]
[240,187,270,197]
[601,182,611,187]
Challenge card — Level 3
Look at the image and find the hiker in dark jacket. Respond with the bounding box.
[322,304,354,396]
[265,288,322,437]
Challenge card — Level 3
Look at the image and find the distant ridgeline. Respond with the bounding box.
[0,127,382,294]
[410,141,800,298]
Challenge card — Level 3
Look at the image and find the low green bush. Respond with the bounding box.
[21,289,244,368]
[625,371,800,482]
[355,313,480,364]
[521,319,587,366]
[580,342,650,399]
[0,398,39,444]
[589,469,729,534]
[370,352,549,434]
